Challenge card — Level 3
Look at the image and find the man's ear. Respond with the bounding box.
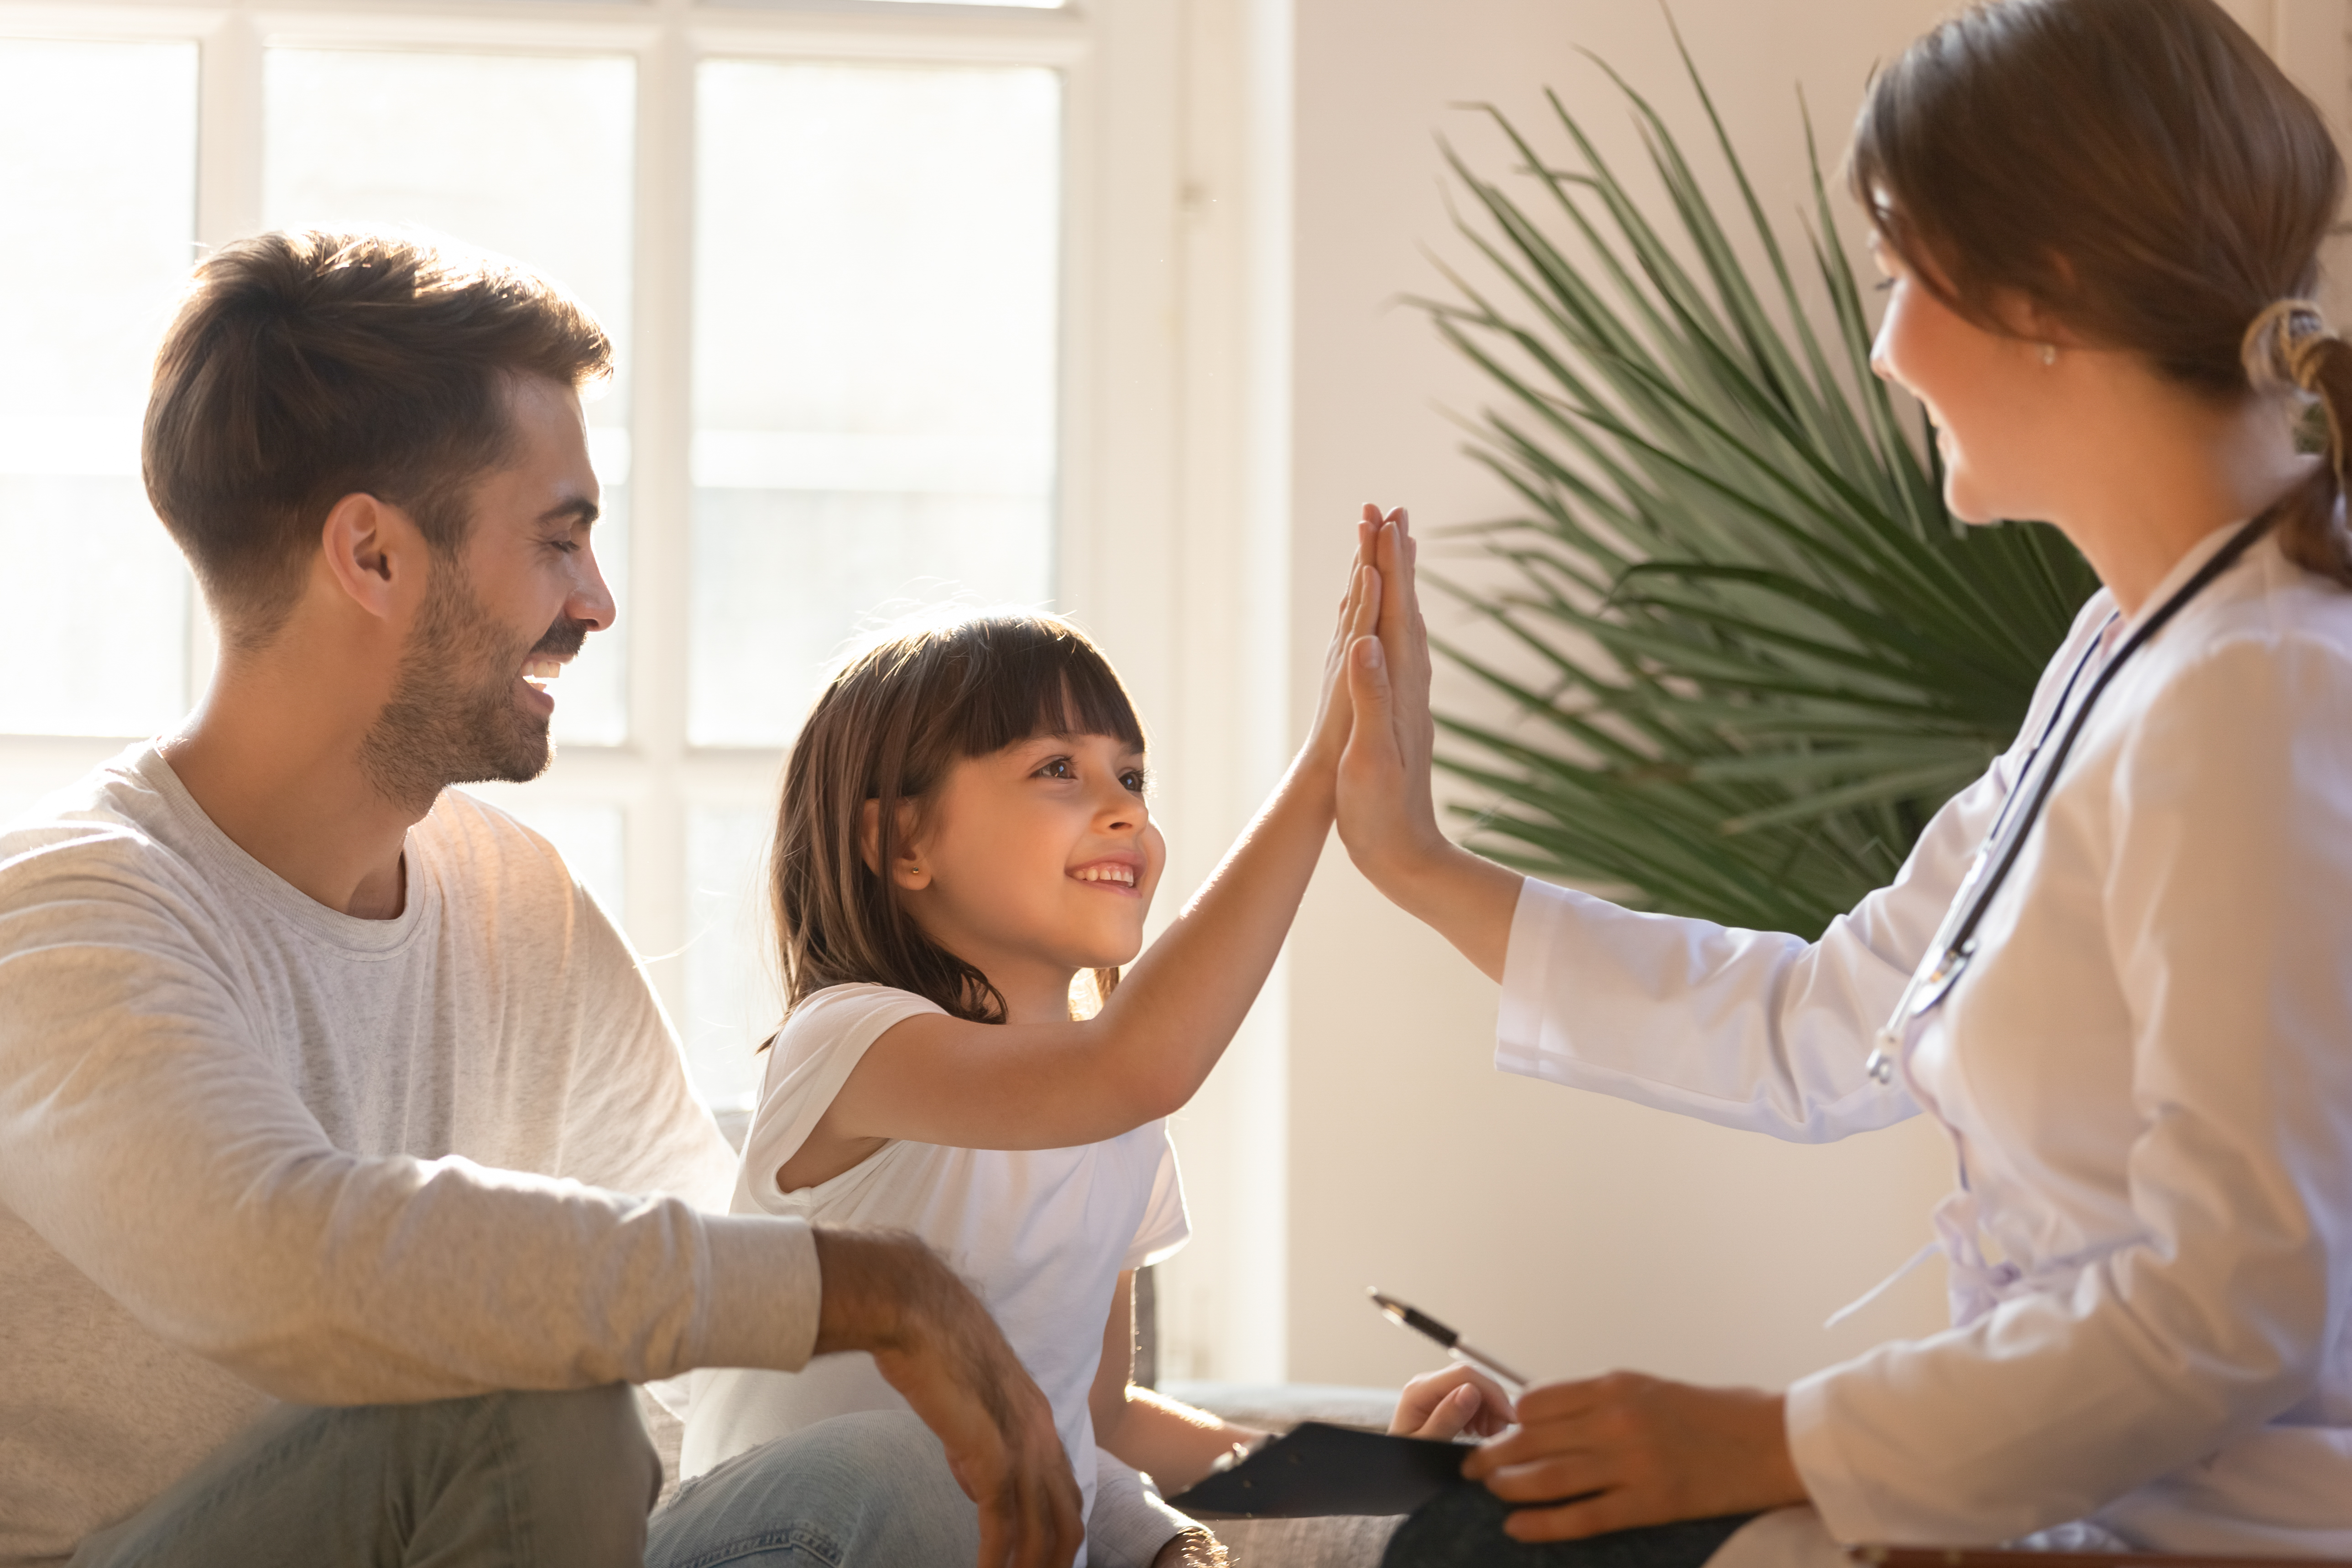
[858,798,931,890]
[318,492,426,622]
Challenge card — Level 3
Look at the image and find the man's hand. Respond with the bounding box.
[813,1227,1083,1568]
[1461,1371,1806,1542]
[1389,1362,1517,1441]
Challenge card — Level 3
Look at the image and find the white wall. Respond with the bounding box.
[1275,0,1967,1395]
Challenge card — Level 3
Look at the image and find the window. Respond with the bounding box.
[0,0,1184,1130]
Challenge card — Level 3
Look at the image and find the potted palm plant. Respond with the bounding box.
[1424,41,2098,935]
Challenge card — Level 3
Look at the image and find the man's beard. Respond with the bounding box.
[356,568,591,814]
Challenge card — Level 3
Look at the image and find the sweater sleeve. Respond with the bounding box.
[0,828,820,1406]
[545,874,740,1214]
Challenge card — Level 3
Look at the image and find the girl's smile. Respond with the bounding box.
[1069,854,1142,892]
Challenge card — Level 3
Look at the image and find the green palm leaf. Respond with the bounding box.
[1426,38,2098,936]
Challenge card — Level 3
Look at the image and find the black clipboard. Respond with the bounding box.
[1163,1422,1467,1519]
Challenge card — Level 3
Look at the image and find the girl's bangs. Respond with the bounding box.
[933,618,1146,759]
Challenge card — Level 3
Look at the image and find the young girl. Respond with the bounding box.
[680,533,1388,1567]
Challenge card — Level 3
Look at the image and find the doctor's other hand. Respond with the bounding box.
[1462,1371,1805,1542]
[1390,1363,1517,1441]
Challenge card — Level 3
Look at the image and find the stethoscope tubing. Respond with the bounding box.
[1865,507,2281,1084]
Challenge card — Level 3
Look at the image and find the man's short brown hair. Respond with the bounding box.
[142,230,612,647]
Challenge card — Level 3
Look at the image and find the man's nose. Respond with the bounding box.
[572,543,618,633]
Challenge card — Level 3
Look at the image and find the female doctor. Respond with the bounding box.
[1341,0,2352,1563]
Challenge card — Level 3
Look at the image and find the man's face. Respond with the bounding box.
[356,376,614,810]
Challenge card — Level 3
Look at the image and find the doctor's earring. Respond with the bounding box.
[2040,343,2059,367]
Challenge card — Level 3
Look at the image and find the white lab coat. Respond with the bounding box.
[1497,524,2352,1553]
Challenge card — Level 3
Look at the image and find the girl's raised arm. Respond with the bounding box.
[805,511,1394,1156]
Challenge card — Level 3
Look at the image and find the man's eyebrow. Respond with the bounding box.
[539,496,600,528]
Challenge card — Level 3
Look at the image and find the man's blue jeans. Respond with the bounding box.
[647,1411,981,1567]
[66,1387,972,1568]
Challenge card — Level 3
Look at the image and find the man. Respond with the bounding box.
[0,231,1082,1567]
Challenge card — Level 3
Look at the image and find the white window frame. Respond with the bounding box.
[0,0,1295,1380]
[0,0,1188,1038]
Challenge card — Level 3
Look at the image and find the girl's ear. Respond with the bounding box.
[859,798,932,890]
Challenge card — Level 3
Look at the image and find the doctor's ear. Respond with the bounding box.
[858,799,932,891]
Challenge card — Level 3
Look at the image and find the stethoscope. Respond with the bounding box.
[1863,508,2280,1086]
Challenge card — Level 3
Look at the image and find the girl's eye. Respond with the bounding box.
[1035,757,1075,780]
[1121,770,1147,793]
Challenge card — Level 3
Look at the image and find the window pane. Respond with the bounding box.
[264,47,636,746]
[685,802,780,1114]
[0,40,198,738]
[692,61,1060,747]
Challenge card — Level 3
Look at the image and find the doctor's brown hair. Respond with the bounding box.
[767,614,1146,1031]
[1849,0,2352,584]
[144,230,611,648]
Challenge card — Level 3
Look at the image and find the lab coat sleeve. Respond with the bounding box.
[1786,635,2352,1543]
[1491,596,2116,1142]
[1493,763,2004,1142]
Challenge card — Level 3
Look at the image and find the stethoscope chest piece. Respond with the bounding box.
[1864,938,1977,1085]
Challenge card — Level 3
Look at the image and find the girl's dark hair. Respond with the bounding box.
[769,613,1147,1029]
[1848,0,2352,583]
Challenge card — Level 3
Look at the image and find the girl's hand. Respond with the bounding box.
[1460,1371,1805,1542]
[1391,1363,1517,1440]
[1336,506,1446,883]
[1301,505,1395,774]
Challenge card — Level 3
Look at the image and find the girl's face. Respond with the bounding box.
[1868,231,2068,525]
[893,729,1167,1003]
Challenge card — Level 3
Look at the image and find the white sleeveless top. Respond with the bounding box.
[682,984,1189,1561]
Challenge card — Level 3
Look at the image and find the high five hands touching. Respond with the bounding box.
[1333,505,1524,982]
[1337,504,1806,1542]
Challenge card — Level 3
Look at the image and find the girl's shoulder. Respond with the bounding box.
[772,983,945,1068]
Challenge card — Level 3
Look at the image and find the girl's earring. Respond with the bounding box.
[2040,343,2059,367]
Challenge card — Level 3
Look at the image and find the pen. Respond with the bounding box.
[1366,1287,1530,1392]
